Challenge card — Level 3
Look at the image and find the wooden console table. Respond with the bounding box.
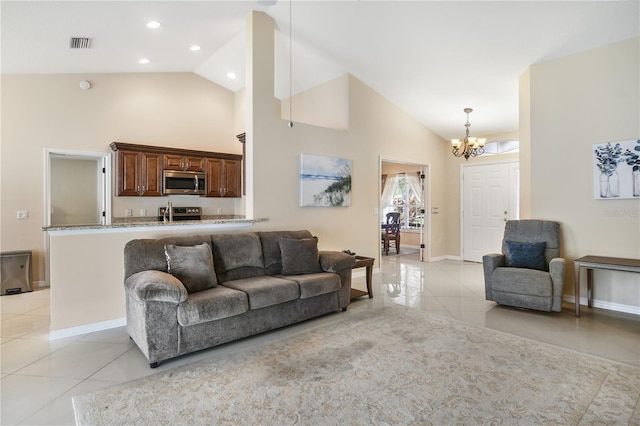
[350,256,375,299]
[573,255,640,317]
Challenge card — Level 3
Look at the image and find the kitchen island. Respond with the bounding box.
[44,217,267,339]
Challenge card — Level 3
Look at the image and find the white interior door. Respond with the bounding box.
[462,162,518,262]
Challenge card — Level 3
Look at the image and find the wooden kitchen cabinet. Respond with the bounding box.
[114,149,162,196]
[205,158,241,198]
[111,142,242,198]
[164,154,205,172]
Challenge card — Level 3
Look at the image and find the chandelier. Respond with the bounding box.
[451,108,486,160]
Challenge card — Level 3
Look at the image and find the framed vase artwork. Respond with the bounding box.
[300,154,352,207]
[593,139,640,199]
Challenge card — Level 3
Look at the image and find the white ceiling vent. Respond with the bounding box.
[69,37,92,49]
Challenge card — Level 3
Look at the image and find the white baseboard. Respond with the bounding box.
[32,281,48,289]
[49,317,126,340]
[563,295,640,316]
[429,255,462,262]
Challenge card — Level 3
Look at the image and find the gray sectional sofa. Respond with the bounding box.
[123,230,355,367]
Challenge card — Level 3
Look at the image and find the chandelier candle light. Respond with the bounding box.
[451,108,486,160]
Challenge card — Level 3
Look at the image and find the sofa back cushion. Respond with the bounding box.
[165,243,217,293]
[257,230,314,275]
[210,233,265,283]
[279,237,322,275]
[124,234,213,280]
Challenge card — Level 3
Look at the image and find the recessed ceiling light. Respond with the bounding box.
[190,45,201,51]
[146,21,160,29]
[139,58,150,64]
[227,72,236,80]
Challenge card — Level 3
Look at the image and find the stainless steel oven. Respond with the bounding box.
[163,170,206,195]
[158,206,202,222]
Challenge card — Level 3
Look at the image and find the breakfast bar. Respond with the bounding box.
[44,218,266,339]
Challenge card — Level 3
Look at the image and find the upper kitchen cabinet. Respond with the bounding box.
[114,149,162,197]
[205,157,242,198]
[110,142,242,198]
[164,154,205,172]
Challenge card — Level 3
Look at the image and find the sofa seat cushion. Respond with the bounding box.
[491,267,553,297]
[177,286,249,327]
[222,276,300,310]
[279,273,340,299]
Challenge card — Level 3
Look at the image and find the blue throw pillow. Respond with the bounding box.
[505,240,547,271]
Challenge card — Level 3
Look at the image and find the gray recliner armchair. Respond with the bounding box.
[483,220,566,312]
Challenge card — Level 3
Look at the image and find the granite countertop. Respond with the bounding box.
[43,216,266,232]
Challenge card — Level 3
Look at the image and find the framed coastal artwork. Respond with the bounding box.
[593,139,640,199]
[300,154,352,207]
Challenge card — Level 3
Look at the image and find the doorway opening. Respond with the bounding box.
[380,158,429,262]
[45,149,111,226]
[44,149,111,285]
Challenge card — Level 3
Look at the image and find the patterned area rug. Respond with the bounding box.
[73,307,640,425]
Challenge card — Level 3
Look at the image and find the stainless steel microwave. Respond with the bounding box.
[163,170,206,195]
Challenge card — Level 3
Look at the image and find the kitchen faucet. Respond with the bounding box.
[163,199,173,223]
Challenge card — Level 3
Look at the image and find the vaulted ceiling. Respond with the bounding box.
[2,1,638,140]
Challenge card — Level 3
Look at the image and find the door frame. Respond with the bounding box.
[379,156,430,262]
[45,148,111,226]
[459,159,519,262]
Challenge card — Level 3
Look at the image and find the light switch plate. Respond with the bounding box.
[17,210,29,220]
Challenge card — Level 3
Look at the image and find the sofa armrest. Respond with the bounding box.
[549,257,566,312]
[319,251,356,273]
[482,253,504,274]
[482,253,505,301]
[125,270,188,304]
[319,251,356,311]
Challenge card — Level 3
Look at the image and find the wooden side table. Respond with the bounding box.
[350,255,375,299]
[573,255,640,317]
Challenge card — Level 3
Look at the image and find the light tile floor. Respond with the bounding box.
[1,253,639,425]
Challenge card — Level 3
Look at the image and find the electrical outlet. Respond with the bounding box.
[125,209,132,217]
[17,210,29,220]
[140,209,146,217]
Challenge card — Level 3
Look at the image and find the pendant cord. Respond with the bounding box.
[288,0,293,128]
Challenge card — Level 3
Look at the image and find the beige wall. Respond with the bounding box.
[247,12,450,262]
[280,74,349,130]
[525,37,640,311]
[0,73,241,282]
[519,67,532,218]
